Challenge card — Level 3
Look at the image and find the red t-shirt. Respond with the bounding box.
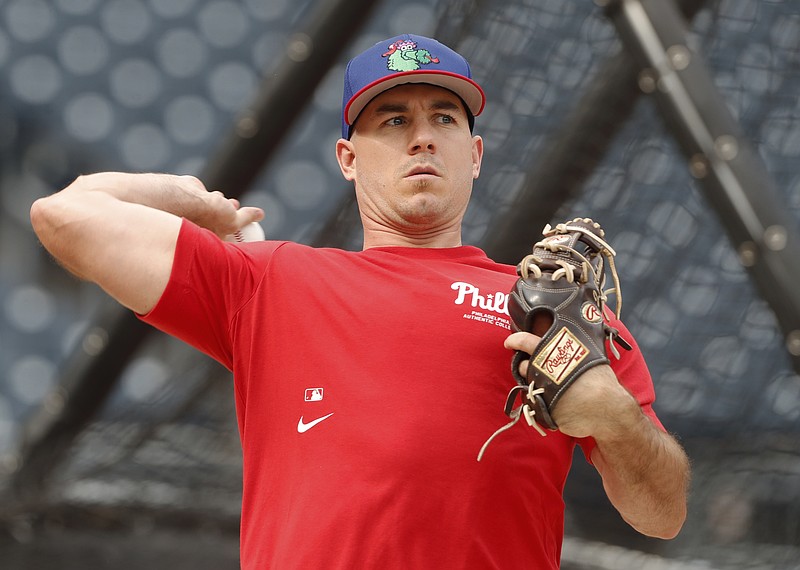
[140,220,661,569]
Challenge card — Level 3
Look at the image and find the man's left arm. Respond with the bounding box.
[556,365,690,539]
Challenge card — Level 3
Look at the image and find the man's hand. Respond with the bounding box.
[192,191,265,239]
[504,331,632,439]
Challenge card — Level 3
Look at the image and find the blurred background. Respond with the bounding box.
[1,0,799,568]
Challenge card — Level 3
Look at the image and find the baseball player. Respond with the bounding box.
[30,34,689,569]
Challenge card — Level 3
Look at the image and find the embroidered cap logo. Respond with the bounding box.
[382,39,440,72]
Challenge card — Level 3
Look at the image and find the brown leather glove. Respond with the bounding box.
[479,218,631,460]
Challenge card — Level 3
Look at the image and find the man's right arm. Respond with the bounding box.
[30,172,263,315]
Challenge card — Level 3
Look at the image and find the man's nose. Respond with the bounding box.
[408,121,436,154]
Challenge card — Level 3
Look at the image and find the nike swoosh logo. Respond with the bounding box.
[297,412,334,433]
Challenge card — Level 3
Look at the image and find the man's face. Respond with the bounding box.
[336,83,483,241]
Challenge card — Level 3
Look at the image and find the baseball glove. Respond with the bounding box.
[478,218,631,460]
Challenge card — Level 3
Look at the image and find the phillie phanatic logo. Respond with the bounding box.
[382,39,440,72]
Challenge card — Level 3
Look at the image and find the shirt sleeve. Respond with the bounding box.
[137,218,283,370]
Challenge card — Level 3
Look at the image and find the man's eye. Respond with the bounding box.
[386,117,405,126]
[438,114,455,124]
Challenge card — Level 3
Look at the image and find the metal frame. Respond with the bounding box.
[482,0,710,264]
[605,0,800,369]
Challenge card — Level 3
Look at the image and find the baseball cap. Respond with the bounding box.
[341,34,486,139]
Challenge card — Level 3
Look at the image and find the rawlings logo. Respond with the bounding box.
[581,302,602,323]
[533,327,588,384]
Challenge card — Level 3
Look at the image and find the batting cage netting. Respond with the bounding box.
[1,0,799,568]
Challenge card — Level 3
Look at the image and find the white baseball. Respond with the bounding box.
[225,221,265,243]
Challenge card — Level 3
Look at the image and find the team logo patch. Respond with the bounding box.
[383,39,440,72]
[581,302,602,323]
[532,327,589,384]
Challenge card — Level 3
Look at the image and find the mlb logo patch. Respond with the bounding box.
[304,388,324,402]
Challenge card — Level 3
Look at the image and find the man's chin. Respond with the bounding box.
[397,199,447,227]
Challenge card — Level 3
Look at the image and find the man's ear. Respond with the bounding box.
[336,138,356,181]
[471,135,484,180]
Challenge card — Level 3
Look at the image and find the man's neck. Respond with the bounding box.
[361,228,463,249]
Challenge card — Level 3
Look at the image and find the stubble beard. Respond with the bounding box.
[397,177,448,226]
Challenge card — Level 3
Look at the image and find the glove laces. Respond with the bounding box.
[518,221,623,319]
[477,384,547,461]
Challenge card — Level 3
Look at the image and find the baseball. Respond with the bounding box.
[225,222,265,243]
